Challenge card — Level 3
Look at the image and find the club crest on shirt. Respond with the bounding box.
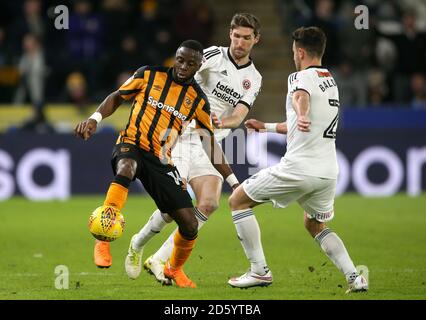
[242,79,251,90]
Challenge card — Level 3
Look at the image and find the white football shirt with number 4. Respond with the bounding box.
[282,66,340,179]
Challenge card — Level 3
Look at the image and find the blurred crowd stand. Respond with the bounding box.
[278,0,426,109]
[0,0,216,132]
[0,0,425,134]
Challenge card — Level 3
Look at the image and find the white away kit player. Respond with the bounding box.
[227,26,368,293]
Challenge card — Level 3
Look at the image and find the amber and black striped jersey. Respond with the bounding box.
[116,66,213,164]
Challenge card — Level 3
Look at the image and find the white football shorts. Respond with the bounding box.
[242,163,336,222]
[172,132,223,182]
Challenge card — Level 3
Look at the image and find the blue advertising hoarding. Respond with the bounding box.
[0,129,425,200]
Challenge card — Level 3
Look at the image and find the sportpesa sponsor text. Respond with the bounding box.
[148,96,188,120]
[148,80,243,118]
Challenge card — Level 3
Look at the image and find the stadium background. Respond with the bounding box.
[0,0,425,301]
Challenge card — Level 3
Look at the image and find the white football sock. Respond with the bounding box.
[152,207,208,262]
[232,209,269,276]
[132,209,172,250]
[315,228,358,283]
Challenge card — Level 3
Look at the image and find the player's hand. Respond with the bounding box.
[74,119,98,141]
[231,183,240,191]
[244,119,265,131]
[211,112,223,128]
[297,115,311,132]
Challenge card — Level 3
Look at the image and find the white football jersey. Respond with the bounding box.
[281,66,339,179]
[185,46,262,141]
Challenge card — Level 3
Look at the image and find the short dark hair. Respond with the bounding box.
[230,13,261,37]
[178,39,204,56]
[292,26,327,58]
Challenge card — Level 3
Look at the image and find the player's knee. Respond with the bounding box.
[179,218,198,239]
[228,193,236,210]
[187,221,198,238]
[198,200,218,216]
[304,213,326,237]
[228,192,243,211]
[116,159,137,180]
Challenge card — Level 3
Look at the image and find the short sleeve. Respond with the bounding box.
[288,71,314,96]
[198,46,222,73]
[118,66,146,100]
[194,99,214,135]
[238,75,262,110]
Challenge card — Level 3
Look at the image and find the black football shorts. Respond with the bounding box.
[111,143,193,212]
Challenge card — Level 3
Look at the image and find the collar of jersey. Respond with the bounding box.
[306,65,326,69]
[227,48,253,70]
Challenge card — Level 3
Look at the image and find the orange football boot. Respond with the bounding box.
[164,261,196,288]
[94,240,112,268]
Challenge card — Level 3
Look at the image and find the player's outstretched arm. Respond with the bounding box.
[245,119,288,134]
[211,103,249,129]
[74,90,124,141]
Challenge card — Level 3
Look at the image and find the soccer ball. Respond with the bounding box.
[88,205,125,242]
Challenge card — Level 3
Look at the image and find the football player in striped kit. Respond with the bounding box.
[125,13,263,285]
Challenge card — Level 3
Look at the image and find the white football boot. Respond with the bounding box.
[228,270,273,288]
[143,255,172,285]
[346,274,368,293]
[125,235,143,279]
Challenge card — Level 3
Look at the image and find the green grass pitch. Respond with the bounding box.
[1,194,425,300]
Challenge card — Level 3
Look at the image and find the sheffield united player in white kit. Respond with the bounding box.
[122,13,263,284]
[228,26,368,293]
